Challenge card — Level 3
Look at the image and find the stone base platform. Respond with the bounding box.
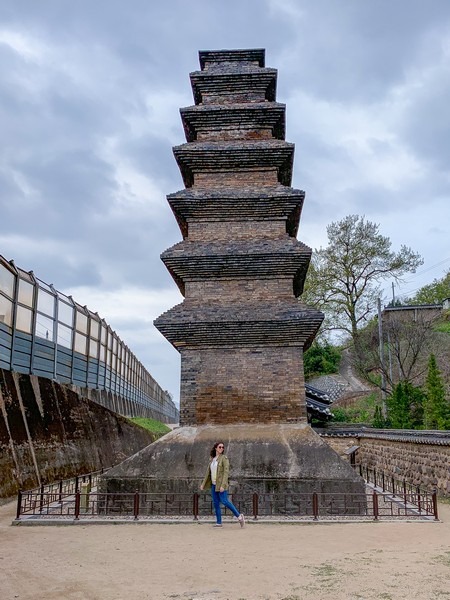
[100,424,366,516]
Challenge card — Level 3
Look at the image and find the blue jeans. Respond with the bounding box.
[211,484,240,524]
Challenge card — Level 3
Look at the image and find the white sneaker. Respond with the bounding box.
[238,514,245,528]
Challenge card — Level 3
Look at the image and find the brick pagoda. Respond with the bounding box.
[155,49,323,425]
[102,50,364,509]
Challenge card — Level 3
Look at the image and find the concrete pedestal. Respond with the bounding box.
[100,424,366,516]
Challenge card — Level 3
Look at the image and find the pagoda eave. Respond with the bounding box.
[180,103,286,142]
[190,69,277,105]
[199,49,265,69]
[173,140,294,188]
[167,187,304,238]
[154,303,323,350]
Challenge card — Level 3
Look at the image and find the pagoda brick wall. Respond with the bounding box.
[184,279,294,303]
[188,221,285,241]
[180,347,306,425]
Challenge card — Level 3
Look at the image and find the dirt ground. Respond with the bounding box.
[1,500,449,600]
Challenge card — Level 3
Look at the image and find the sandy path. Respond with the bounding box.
[1,500,449,600]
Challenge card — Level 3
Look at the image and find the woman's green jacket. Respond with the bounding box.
[201,454,230,491]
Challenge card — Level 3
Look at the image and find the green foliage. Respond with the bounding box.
[423,354,449,429]
[435,322,450,333]
[331,393,379,424]
[435,309,450,333]
[129,417,171,436]
[386,382,425,429]
[434,312,450,334]
[304,342,341,379]
[409,270,450,305]
[372,405,386,428]
[303,215,422,343]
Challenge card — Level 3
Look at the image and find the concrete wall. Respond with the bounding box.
[319,430,450,497]
[0,368,156,499]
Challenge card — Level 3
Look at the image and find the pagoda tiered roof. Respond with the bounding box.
[167,186,304,238]
[180,103,286,142]
[154,302,323,350]
[173,140,294,187]
[190,67,277,105]
[198,49,266,69]
[161,239,311,297]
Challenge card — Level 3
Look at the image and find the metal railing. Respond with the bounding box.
[358,463,439,520]
[16,489,438,522]
[16,467,109,518]
[359,463,436,504]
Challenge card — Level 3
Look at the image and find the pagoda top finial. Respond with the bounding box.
[198,49,265,71]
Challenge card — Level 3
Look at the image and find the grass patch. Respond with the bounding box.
[332,392,381,424]
[128,417,171,436]
[432,551,450,567]
[435,321,450,334]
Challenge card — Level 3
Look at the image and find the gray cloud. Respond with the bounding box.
[1,0,449,402]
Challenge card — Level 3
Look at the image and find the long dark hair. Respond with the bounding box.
[210,441,225,458]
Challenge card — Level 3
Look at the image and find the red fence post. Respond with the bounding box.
[432,490,439,521]
[193,493,199,520]
[373,491,379,521]
[312,492,319,520]
[74,491,80,520]
[133,491,140,520]
[39,485,44,514]
[252,493,258,520]
[16,490,22,519]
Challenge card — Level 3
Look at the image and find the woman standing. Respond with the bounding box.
[200,441,245,528]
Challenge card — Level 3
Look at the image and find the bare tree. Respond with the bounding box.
[357,311,438,394]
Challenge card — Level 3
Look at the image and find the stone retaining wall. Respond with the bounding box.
[358,438,450,496]
[0,368,156,499]
[318,429,450,497]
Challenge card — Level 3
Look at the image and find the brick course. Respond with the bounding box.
[188,220,285,241]
[184,278,294,303]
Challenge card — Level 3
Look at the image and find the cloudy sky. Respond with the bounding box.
[1,0,449,404]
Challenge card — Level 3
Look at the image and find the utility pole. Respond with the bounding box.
[377,297,387,418]
[392,282,395,305]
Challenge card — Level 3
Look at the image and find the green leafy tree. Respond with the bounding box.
[372,405,385,428]
[303,215,423,348]
[304,341,341,379]
[424,354,449,429]
[386,381,424,429]
[408,270,450,305]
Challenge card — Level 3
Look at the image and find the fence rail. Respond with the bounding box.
[15,467,110,519]
[16,489,438,522]
[15,462,440,522]
[359,464,435,498]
